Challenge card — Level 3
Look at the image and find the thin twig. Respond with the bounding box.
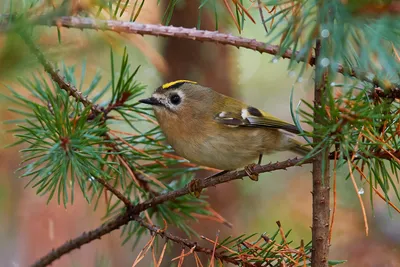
[117,154,153,224]
[257,0,269,34]
[21,30,104,115]
[94,176,132,207]
[3,14,400,90]
[41,16,301,61]
[29,16,399,90]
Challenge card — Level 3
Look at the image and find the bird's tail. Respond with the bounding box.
[288,138,312,156]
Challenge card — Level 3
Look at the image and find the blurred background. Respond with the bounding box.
[0,1,399,266]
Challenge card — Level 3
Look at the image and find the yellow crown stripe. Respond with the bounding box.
[162,80,197,89]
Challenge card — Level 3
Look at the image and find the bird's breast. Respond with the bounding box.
[161,120,284,170]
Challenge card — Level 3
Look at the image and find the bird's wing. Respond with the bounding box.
[214,106,300,134]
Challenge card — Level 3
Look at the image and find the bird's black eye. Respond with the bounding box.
[170,94,181,105]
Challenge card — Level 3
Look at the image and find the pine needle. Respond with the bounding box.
[347,159,369,236]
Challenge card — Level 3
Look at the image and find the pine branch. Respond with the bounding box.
[22,36,158,199]
[15,16,400,267]
[45,17,300,60]
[21,37,313,267]
[311,39,330,267]
[29,147,400,267]
[28,16,399,90]
[21,36,400,265]
[30,157,308,267]
[21,31,104,115]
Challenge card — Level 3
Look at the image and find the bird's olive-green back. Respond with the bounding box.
[157,81,300,134]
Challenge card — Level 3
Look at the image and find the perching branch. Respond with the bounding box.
[29,147,400,267]
[30,157,308,267]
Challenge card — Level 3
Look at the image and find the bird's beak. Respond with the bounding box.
[138,97,162,106]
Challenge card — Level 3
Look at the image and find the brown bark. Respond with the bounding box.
[311,39,331,267]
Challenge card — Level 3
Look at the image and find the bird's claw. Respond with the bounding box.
[244,163,259,181]
[188,178,202,198]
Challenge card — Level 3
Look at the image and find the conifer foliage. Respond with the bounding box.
[1,0,399,266]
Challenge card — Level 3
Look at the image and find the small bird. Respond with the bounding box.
[139,80,310,181]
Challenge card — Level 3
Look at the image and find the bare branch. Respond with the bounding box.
[44,17,301,61]
[2,14,400,90]
[33,16,398,90]
[3,15,399,91]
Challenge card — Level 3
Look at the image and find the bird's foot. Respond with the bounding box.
[189,170,230,197]
[244,163,260,181]
[188,178,202,198]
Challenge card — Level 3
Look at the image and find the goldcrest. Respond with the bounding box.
[139,80,310,179]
